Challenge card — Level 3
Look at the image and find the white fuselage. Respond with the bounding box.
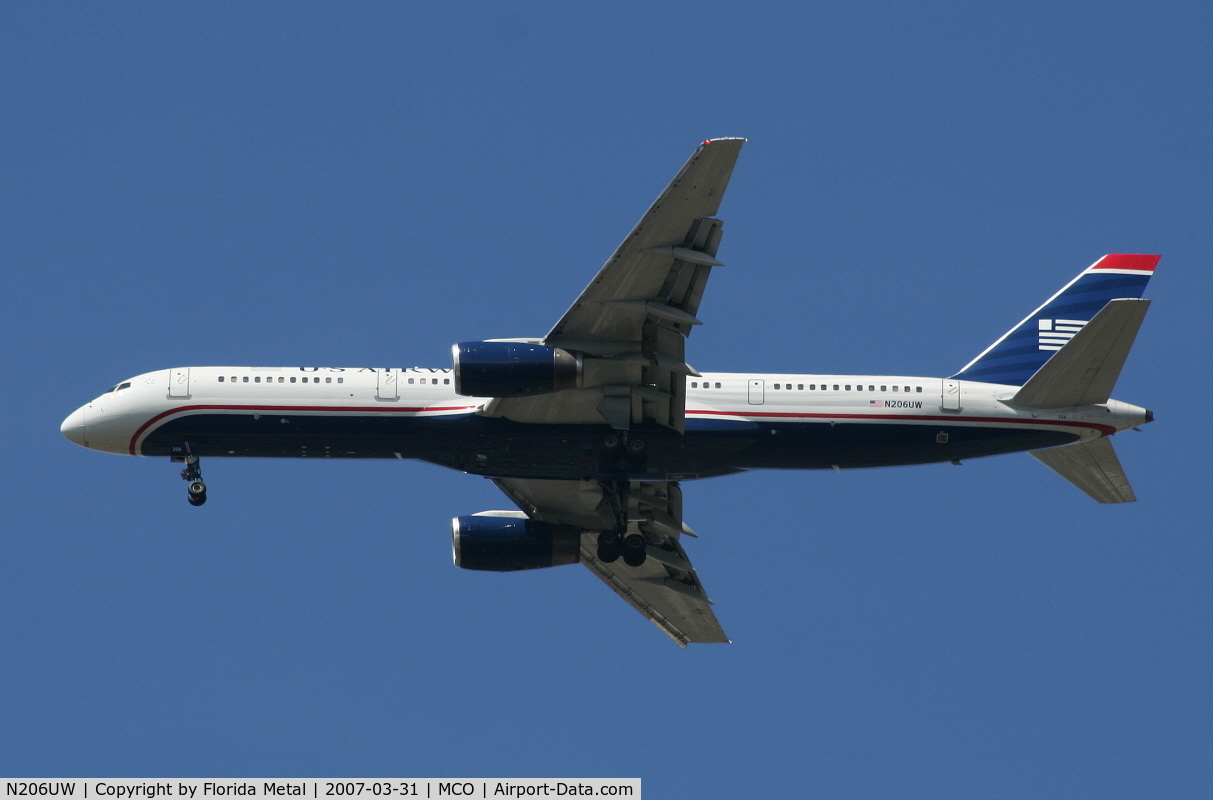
[62,366,1147,466]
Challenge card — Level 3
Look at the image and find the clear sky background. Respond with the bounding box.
[2,2,1211,797]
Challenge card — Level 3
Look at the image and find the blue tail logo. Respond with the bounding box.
[953,254,1158,385]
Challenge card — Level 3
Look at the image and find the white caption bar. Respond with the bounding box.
[2,781,639,800]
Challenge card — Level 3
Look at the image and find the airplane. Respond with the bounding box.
[61,138,1157,646]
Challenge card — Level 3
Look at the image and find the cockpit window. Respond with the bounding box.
[116,382,131,391]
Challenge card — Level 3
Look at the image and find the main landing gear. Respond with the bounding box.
[596,529,649,567]
[593,478,648,568]
[180,454,207,506]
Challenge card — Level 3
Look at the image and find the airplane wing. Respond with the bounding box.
[481,138,745,432]
[490,477,729,646]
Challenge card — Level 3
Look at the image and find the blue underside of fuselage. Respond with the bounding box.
[138,412,1080,481]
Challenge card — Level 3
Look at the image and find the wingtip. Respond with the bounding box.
[701,137,748,146]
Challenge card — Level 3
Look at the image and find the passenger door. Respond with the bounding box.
[169,368,190,397]
[377,368,399,401]
[748,379,764,405]
[941,379,961,412]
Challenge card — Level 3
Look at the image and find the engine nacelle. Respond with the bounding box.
[451,514,582,571]
[451,341,581,398]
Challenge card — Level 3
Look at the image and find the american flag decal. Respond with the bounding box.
[869,400,884,407]
[1038,318,1087,351]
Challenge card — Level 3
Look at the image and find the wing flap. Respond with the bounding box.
[490,477,728,646]
[581,535,729,646]
[545,138,743,345]
[484,139,744,431]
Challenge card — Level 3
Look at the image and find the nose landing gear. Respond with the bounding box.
[179,454,207,506]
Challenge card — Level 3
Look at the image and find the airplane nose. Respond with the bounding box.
[61,406,87,447]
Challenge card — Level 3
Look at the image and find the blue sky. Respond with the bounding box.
[2,2,1211,797]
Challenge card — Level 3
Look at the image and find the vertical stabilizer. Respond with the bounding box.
[954,254,1158,385]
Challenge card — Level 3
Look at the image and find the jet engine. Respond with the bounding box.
[451,514,582,571]
[451,341,581,398]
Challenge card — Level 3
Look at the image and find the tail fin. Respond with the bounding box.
[953,254,1158,385]
[1030,438,1136,503]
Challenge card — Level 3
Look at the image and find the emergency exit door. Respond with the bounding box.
[748,379,764,405]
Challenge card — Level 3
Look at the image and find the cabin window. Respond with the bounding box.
[904,386,910,392]
[773,384,780,390]
[408,378,414,384]
[832,384,839,390]
[892,385,899,391]
[881,385,886,391]
[338,378,344,383]
[290,377,296,383]
[798,384,804,390]
[844,385,851,391]
[916,386,922,392]
[218,376,224,382]
[243,377,249,383]
[278,377,284,383]
[691,382,697,388]
[255,377,261,383]
[326,377,332,383]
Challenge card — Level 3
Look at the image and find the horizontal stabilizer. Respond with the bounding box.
[1030,437,1136,503]
[1011,299,1150,409]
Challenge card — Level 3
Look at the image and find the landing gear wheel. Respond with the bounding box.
[627,438,646,454]
[622,532,648,567]
[602,434,621,450]
[187,481,207,506]
[596,530,621,563]
[177,451,208,506]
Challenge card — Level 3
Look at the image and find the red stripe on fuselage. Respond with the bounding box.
[685,408,1117,436]
[128,403,478,454]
